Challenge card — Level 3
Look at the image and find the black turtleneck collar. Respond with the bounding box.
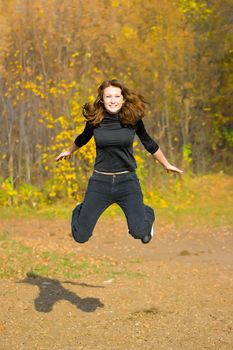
[103,110,121,122]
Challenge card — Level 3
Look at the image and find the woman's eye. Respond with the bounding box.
[105,95,121,98]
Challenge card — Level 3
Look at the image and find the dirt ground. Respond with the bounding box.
[0,215,233,350]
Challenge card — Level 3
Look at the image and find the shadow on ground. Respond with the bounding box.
[18,272,105,313]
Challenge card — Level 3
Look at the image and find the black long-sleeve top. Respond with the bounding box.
[74,111,159,172]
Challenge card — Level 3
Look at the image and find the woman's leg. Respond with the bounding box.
[71,177,112,243]
[117,194,155,240]
[115,176,155,240]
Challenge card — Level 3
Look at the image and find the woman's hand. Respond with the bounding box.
[55,151,72,162]
[152,149,183,175]
[165,164,184,174]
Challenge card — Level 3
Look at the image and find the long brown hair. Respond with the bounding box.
[82,79,148,126]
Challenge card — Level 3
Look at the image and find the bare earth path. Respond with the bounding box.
[0,216,233,350]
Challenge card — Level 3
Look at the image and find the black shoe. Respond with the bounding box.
[141,226,154,244]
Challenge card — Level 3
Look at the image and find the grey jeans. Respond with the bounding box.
[71,171,155,243]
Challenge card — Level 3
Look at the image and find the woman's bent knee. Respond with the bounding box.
[71,203,92,243]
[128,227,145,239]
[71,229,91,244]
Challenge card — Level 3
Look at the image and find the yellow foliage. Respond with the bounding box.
[42,40,47,49]
[111,0,119,7]
[49,87,58,95]
[121,26,137,39]
[93,67,102,74]
[71,52,80,58]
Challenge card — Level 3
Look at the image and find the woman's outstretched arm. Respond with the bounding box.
[55,121,94,162]
[152,148,183,174]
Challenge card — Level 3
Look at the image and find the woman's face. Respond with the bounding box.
[102,86,125,114]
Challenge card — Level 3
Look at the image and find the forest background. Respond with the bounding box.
[0,0,232,208]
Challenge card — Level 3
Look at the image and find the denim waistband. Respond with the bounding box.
[92,170,135,178]
[94,169,135,176]
[90,170,138,187]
